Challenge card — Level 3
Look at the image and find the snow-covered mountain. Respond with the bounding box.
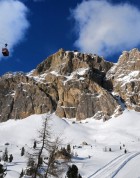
[0,48,140,177]
[106,48,140,112]
[1,48,140,122]
[0,49,119,122]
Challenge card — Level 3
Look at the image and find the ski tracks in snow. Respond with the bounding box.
[88,152,140,178]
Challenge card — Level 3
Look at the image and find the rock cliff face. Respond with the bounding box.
[106,48,140,111]
[0,73,54,122]
[31,49,120,120]
[2,48,137,122]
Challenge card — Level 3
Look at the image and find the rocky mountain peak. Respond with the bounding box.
[29,49,119,121]
[2,48,140,122]
[0,49,121,122]
[119,48,140,64]
[106,48,140,112]
[33,48,113,76]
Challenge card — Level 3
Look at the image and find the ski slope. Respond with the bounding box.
[0,110,140,177]
[89,152,140,178]
[115,154,140,178]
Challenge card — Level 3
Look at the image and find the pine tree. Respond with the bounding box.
[26,156,36,176]
[27,116,63,178]
[2,148,8,162]
[67,164,78,178]
[66,144,71,154]
[0,163,7,178]
[38,157,43,166]
[19,169,24,178]
[21,147,25,156]
[43,135,62,177]
[124,149,127,154]
[33,141,37,149]
[0,164,4,174]
[78,174,82,178]
[27,156,35,168]
[9,154,13,162]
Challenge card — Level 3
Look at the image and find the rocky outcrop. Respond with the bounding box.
[0,48,122,122]
[106,48,140,111]
[31,49,120,120]
[55,74,120,120]
[0,73,54,122]
[34,48,113,77]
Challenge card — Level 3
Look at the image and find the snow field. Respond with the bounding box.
[0,110,140,177]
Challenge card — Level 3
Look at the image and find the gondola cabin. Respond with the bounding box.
[2,47,9,56]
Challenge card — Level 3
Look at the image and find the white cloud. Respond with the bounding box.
[0,0,29,59]
[72,0,140,57]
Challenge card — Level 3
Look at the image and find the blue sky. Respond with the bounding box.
[0,0,140,75]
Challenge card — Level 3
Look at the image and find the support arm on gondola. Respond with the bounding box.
[2,43,9,56]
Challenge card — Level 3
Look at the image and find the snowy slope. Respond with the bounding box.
[0,110,140,178]
[90,152,140,178]
[115,154,140,178]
